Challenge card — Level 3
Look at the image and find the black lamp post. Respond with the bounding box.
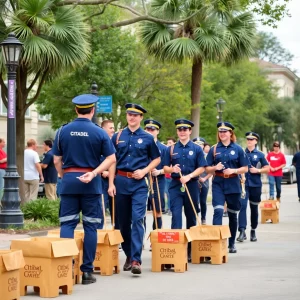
[90,82,98,124]
[0,33,24,228]
[277,125,283,147]
[216,98,226,122]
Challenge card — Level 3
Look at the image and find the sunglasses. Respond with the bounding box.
[145,128,156,132]
[273,145,279,147]
[177,128,189,132]
[247,138,255,141]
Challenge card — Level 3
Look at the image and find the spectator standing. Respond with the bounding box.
[292,151,300,202]
[24,139,44,202]
[0,138,7,199]
[41,140,58,200]
[266,141,286,201]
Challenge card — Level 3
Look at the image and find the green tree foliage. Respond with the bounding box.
[37,7,138,129]
[253,31,294,67]
[0,0,90,201]
[198,60,277,145]
[140,0,256,138]
[240,0,291,27]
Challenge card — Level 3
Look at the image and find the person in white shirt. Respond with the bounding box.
[24,139,44,202]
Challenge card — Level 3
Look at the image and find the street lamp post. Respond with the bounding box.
[90,82,98,124]
[216,98,226,122]
[0,33,24,228]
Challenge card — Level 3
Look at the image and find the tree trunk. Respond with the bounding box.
[16,107,25,203]
[191,59,203,139]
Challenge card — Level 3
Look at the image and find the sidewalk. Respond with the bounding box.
[1,183,300,300]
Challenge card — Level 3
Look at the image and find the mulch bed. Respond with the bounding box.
[0,226,59,235]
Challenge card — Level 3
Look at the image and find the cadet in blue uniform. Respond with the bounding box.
[52,94,116,284]
[206,122,248,253]
[144,119,167,231]
[108,104,160,275]
[193,137,212,225]
[164,119,207,261]
[237,132,269,242]
[97,120,116,229]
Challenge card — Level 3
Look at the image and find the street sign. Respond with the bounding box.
[96,95,112,113]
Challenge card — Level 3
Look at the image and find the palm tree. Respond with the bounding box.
[140,0,256,137]
[0,0,90,200]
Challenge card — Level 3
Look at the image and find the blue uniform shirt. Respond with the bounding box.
[164,141,207,179]
[206,142,249,194]
[42,149,58,184]
[52,118,115,194]
[112,127,160,172]
[245,148,269,187]
[156,141,167,171]
[293,152,300,170]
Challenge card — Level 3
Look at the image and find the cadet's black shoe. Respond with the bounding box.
[250,230,257,242]
[131,261,142,275]
[228,245,237,253]
[188,253,192,263]
[236,229,246,242]
[123,257,132,271]
[164,264,172,269]
[82,272,96,285]
[223,211,228,217]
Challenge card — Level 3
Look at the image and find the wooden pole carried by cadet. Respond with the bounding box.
[148,173,158,230]
[179,172,201,226]
[155,176,164,228]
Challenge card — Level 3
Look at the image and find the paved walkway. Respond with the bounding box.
[1,183,300,299]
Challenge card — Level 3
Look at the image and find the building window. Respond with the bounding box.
[38,114,50,121]
[0,100,7,115]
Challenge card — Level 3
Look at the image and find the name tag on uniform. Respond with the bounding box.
[172,153,178,156]
[118,141,125,143]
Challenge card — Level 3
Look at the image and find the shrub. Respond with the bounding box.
[21,198,60,225]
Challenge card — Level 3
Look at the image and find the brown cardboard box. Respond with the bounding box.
[189,225,231,265]
[47,230,84,284]
[92,230,123,276]
[0,250,25,300]
[11,237,79,298]
[150,229,191,273]
[260,200,280,224]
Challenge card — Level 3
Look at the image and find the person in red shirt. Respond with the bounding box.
[0,138,7,199]
[266,141,286,201]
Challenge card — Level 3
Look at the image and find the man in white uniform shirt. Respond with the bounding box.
[24,139,44,202]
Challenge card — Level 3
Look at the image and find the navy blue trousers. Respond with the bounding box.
[212,182,241,247]
[297,170,300,198]
[198,182,208,221]
[238,186,262,230]
[115,175,148,264]
[59,194,101,272]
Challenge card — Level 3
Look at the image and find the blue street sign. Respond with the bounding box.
[96,95,112,113]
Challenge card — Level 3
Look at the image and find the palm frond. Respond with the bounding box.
[139,21,172,55]
[194,18,228,61]
[225,12,256,63]
[161,37,202,63]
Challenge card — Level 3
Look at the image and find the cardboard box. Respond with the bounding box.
[189,225,231,265]
[150,229,191,273]
[47,230,84,284]
[92,230,123,276]
[0,250,25,300]
[260,200,280,224]
[11,237,79,298]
